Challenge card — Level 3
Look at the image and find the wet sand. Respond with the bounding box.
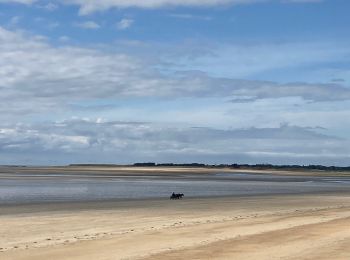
[1,193,350,260]
[2,166,350,205]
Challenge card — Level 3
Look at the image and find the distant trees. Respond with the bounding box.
[133,162,156,167]
[131,163,350,172]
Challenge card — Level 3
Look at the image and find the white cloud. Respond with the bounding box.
[39,2,58,11]
[0,25,350,122]
[0,0,36,3]
[74,21,100,29]
[116,18,134,30]
[65,0,257,14]
[59,35,70,42]
[0,0,324,14]
[0,119,347,165]
[169,13,212,20]
[58,0,323,14]
[0,24,348,165]
[169,41,350,79]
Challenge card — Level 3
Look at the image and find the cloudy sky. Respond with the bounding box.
[0,0,349,165]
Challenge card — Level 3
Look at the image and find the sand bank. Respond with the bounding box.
[1,193,350,259]
[1,165,350,178]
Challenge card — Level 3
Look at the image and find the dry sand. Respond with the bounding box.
[1,193,350,260]
[1,165,350,177]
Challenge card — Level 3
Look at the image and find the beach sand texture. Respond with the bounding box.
[1,194,350,260]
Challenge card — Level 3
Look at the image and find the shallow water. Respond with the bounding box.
[0,172,349,204]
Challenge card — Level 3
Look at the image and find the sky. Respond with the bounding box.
[0,0,350,166]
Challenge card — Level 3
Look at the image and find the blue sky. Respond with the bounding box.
[0,0,350,165]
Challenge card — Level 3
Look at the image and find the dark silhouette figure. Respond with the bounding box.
[170,192,184,199]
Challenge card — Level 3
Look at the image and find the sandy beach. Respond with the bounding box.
[2,165,350,177]
[1,193,350,260]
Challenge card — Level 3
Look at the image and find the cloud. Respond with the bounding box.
[116,18,134,30]
[169,13,212,20]
[0,119,347,165]
[58,0,323,14]
[169,41,350,79]
[74,21,100,29]
[0,26,347,165]
[39,2,58,11]
[1,26,350,121]
[0,0,36,4]
[0,0,324,14]
[59,35,70,42]
[64,0,255,14]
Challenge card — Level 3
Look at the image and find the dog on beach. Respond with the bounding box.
[170,192,184,199]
